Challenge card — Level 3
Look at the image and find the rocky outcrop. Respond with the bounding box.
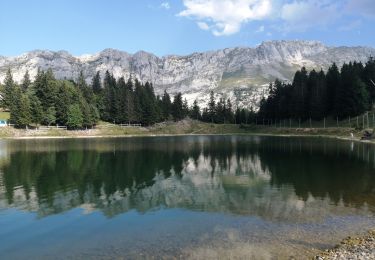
[1,40,374,108]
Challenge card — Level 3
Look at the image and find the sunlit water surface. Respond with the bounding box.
[0,136,374,259]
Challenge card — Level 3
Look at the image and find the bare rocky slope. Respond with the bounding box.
[1,40,374,108]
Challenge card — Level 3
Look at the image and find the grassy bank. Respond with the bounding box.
[0,118,371,141]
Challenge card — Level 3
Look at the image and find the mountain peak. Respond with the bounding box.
[1,41,374,110]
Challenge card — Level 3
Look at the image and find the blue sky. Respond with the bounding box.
[0,0,374,57]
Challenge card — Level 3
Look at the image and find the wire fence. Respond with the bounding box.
[252,112,375,129]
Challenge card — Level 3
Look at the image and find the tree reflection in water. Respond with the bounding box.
[0,136,374,220]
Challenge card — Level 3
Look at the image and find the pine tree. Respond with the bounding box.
[139,82,158,125]
[67,104,83,129]
[55,81,76,125]
[44,106,56,126]
[308,69,327,120]
[161,90,172,121]
[172,92,183,121]
[34,68,58,121]
[125,78,135,123]
[29,95,43,126]
[92,71,102,94]
[235,108,241,124]
[215,98,225,123]
[240,109,247,124]
[10,87,31,128]
[326,63,340,115]
[2,68,15,110]
[190,100,201,120]
[335,63,368,118]
[363,57,375,107]
[182,98,189,118]
[133,79,143,123]
[225,99,234,123]
[102,71,117,122]
[291,67,308,120]
[21,70,31,92]
[208,91,216,123]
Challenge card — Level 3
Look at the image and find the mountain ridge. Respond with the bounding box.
[1,40,375,108]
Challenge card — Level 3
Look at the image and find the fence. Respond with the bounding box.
[96,123,142,129]
[35,125,68,131]
[119,123,142,127]
[251,112,375,129]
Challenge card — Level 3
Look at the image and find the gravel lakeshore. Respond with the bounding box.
[315,230,375,260]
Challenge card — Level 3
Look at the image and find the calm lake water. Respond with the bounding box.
[0,136,374,259]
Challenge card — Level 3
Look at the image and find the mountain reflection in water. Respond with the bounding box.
[0,136,374,221]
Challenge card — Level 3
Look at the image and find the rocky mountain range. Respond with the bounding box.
[1,40,374,109]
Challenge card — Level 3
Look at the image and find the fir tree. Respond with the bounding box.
[21,70,31,92]
[326,63,340,115]
[190,100,201,120]
[44,106,56,126]
[208,91,216,123]
[92,71,102,94]
[29,95,43,127]
[161,90,172,121]
[2,68,15,110]
[172,92,183,121]
[67,104,83,129]
[10,87,31,128]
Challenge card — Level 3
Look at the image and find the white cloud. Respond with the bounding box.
[178,0,374,36]
[178,0,273,36]
[161,2,171,10]
[197,22,210,30]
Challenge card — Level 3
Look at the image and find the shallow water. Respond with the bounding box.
[0,136,374,259]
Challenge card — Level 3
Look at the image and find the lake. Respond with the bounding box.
[0,136,374,259]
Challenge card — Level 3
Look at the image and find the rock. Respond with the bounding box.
[1,40,375,110]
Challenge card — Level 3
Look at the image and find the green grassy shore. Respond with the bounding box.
[0,118,371,143]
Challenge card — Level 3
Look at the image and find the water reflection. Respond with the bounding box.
[0,136,374,221]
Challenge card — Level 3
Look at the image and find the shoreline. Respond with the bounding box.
[4,131,374,145]
[1,119,373,143]
[315,230,375,259]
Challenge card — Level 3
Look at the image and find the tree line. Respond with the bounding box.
[0,68,258,129]
[259,58,375,121]
[9,57,371,130]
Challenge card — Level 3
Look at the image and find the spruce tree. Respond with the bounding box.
[291,68,308,120]
[172,92,183,121]
[225,99,234,124]
[363,57,375,107]
[182,98,189,118]
[92,71,102,94]
[29,95,43,127]
[325,63,340,115]
[335,63,368,118]
[208,91,216,123]
[161,90,172,121]
[2,68,15,110]
[67,104,83,129]
[235,108,241,124]
[44,106,56,126]
[10,87,31,128]
[190,100,201,120]
[21,70,31,92]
